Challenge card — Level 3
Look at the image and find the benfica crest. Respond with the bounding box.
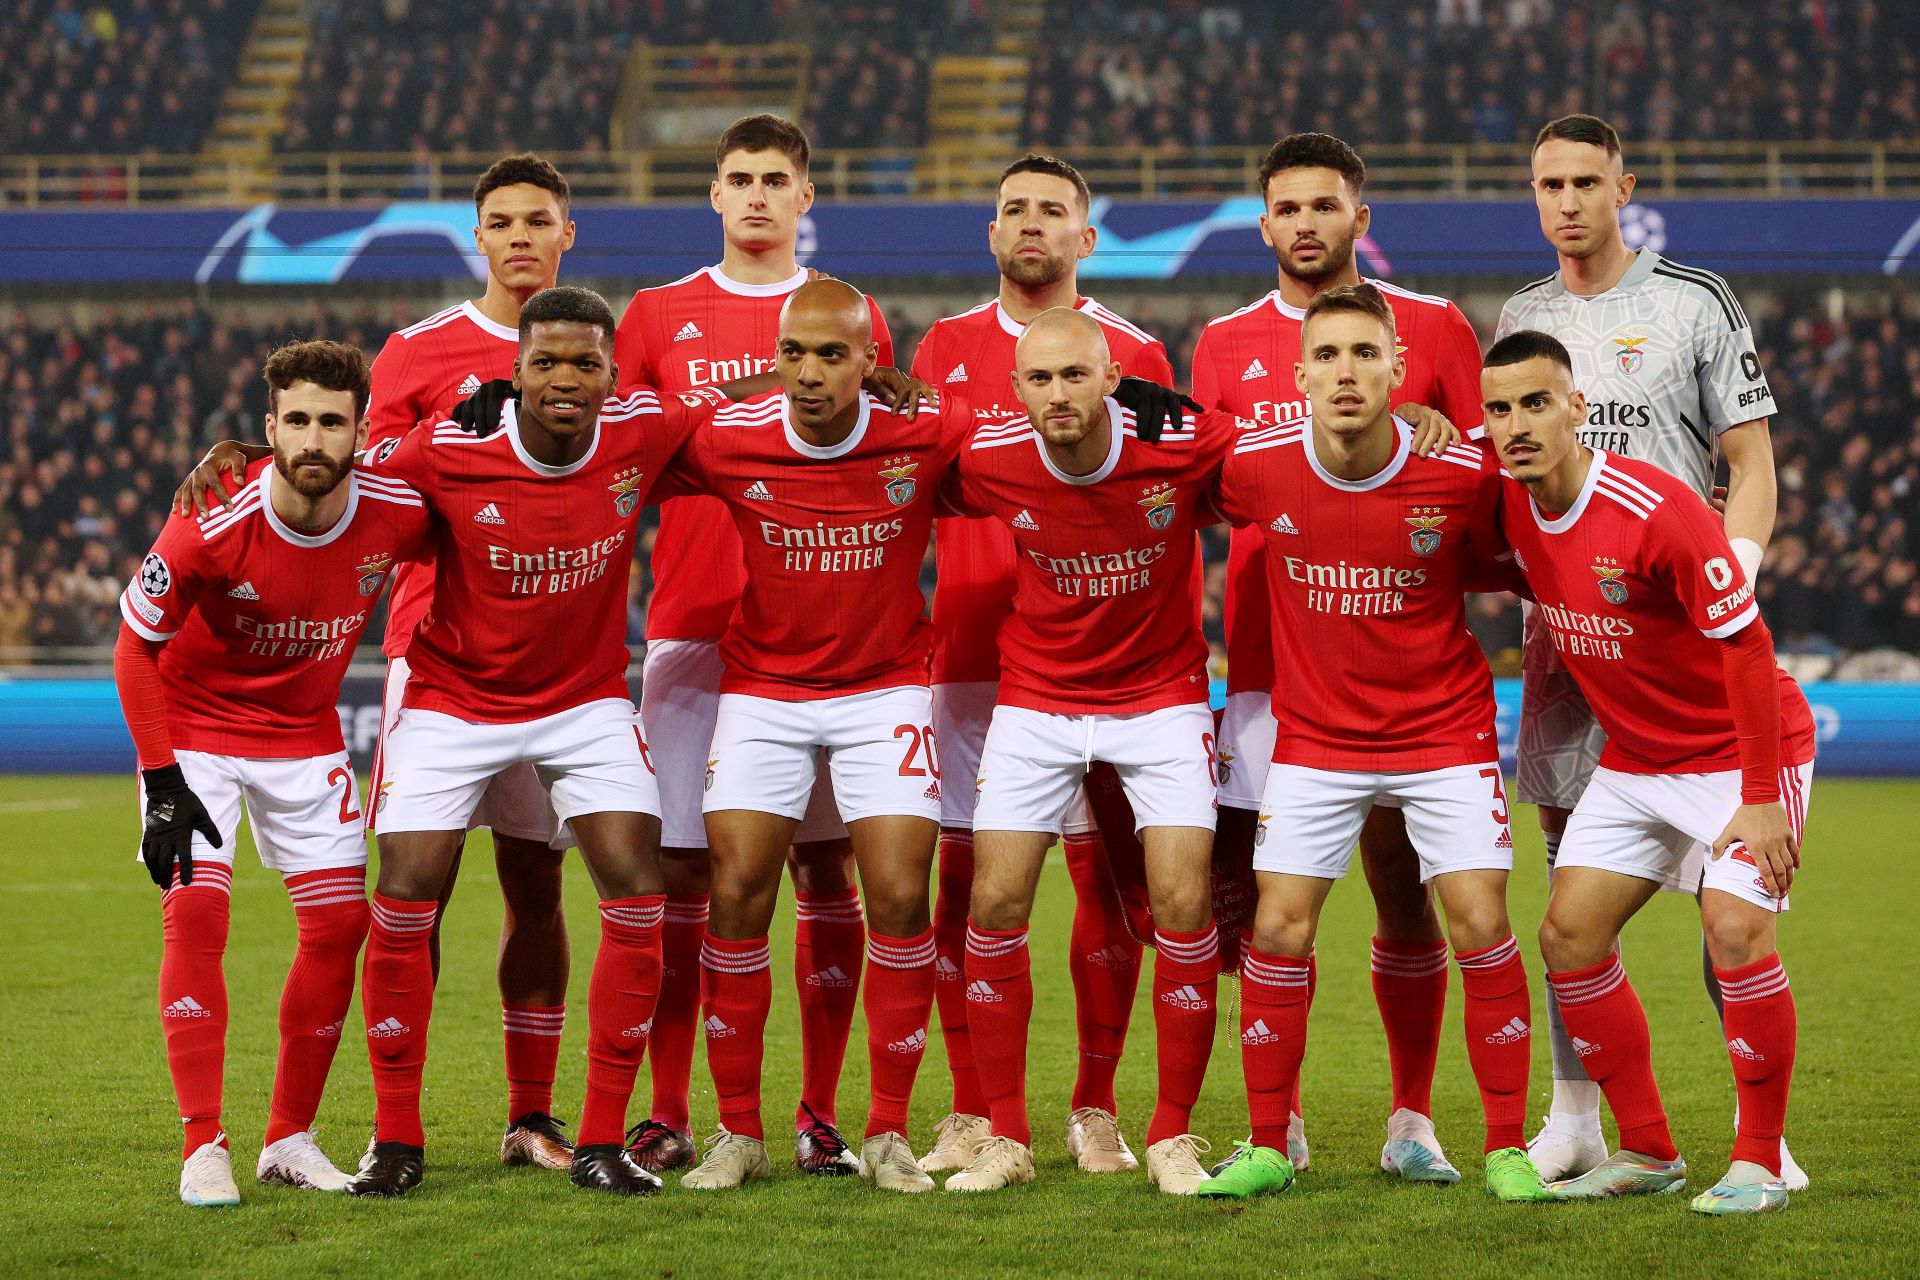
[1138,484,1176,530]
[356,553,394,597]
[609,467,645,518]
[1406,507,1447,556]
[880,456,919,506]
[1593,560,1629,605]
[1612,329,1649,376]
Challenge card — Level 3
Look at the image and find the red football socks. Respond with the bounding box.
[1548,954,1677,1160]
[159,863,232,1158]
[792,886,864,1129]
[1455,935,1532,1152]
[1146,925,1219,1146]
[501,1001,565,1125]
[1716,952,1796,1175]
[1063,831,1142,1115]
[647,892,708,1133]
[931,831,988,1117]
[363,893,438,1148]
[265,867,368,1146]
[577,896,664,1147]
[701,934,772,1142]
[863,928,937,1139]
[965,921,1035,1145]
[1370,936,1449,1120]
[1239,948,1311,1153]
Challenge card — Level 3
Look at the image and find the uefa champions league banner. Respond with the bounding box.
[3,677,1917,776]
[2,198,1919,284]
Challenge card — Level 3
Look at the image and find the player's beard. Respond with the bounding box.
[275,450,350,498]
[997,244,1072,289]
[1280,234,1356,284]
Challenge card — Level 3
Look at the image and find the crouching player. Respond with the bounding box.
[1483,330,1815,1215]
[1197,285,1550,1203]
[117,341,429,1204]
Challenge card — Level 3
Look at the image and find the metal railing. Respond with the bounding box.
[4,140,1919,208]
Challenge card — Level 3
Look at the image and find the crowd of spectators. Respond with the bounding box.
[1024,0,1919,154]
[1,286,1915,665]
[1,0,256,158]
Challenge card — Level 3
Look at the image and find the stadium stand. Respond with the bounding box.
[3,290,1914,664]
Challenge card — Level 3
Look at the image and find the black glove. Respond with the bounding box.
[1113,376,1202,443]
[449,378,518,436]
[140,763,222,889]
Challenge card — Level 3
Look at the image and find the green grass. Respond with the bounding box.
[2,774,1916,1279]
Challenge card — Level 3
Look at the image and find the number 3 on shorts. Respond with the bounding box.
[1478,766,1510,825]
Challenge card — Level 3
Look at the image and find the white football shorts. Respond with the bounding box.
[1216,690,1277,812]
[972,701,1218,835]
[933,679,1095,834]
[374,654,560,843]
[375,697,659,834]
[134,749,368,874]
[1554,762,1814,913]
[704,685,942,825]
[1253,760,1513,881]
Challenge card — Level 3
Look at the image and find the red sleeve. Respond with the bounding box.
[1463,462,1526,593]
[1650,483,1759,639]
[119,516,208,642]
[1124,339,1176,386]
[650,399,723,503]
[361,423,436,499]
[114,623,174,769]
[1211,441,1261,529]
[935,405,987,517]
[908,325,938,385]
[614,291,653,394]
[868,298,896,368]
[1721,617,1783,803]
[1432,303,1486,434]
[1191,329,1225,411]
[366,330,421,445]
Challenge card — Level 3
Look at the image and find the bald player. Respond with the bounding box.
[938,308,1235,1195]
[659,280,974,1193]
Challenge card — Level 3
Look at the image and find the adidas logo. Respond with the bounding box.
[1571,1036,1600,1057]
[317,1018,345,1038]
[1241,358,1267,381]
[742,480,775,502]
[935,956,962,980]
[965,979,1003,1003]
[703,1014,737,1038]
[227,580,259,600]
[674,321,703,341]
[368,1016,410,1039]
[1484,1016,1531,1045]
[1495,829,1513,850]
[945,363,968,384]
[886,1027,928,1054]
[474,502,506,526]
[457,373,483,397]
[1268,513,1300,535]
[1011,509,1040,531]
[1086,944,1136,970]
[1242,1017,1281,1045]
[805,965,856,989]
[1159,984,1210,1010]
[1727,1036,1765,1062]
[923,781,942,801]
[620,1019,655,1041]
[162,996,213,1019]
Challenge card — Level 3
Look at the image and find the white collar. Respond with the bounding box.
[1035,396,1125,485]
[1529,448,1609,533]
[705,263,809,298]
[459,299,519,343]
[261,471,359,547]
[504,399,601,476]
[1302,416,1412,492]
[781,392,872,459]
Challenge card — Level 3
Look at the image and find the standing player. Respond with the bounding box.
[117,342,427,1204]
[1483,330,1814,1214]
[1191,133,1485,1174]
[350,288,738,1198]
[614,115,895,1176]
[1193,287,1550,1204]
[661,280,965,1193]
[943,309,1228,1195]
[1496,115,1799,1186]
[910,153,1176,1176]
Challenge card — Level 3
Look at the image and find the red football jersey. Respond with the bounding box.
[944,399,1228,714]
[369,388,725,722]
[1211,420,1505,771]
[1496,450,1815,774]
[366,300,522,659]
[615,265,895,643]
[1194,280,1485,695]
[119,467,430,757]
[659,389,965,700]
[912,297,1176,684]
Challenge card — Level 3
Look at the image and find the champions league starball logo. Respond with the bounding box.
[1138,484,1177,530]
[1405,508,1447,556]
[609,468,645,518]
[879,457,919,506]
[1593,560,1630,605]
[356,553,394,597]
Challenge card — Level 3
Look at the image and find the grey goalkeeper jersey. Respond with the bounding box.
[1495,248,1775,498]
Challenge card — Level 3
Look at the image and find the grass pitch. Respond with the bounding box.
[2,774,1916,1279]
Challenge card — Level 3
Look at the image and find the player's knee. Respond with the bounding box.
[1701,897,1774,969]
[660,847,712,897]
[1251,894,1316,958]
[1536,908,1602,971]
[786,838,854,893]
[1443,899,1510,954]
[497,849,566,920]
[298,898,370,951]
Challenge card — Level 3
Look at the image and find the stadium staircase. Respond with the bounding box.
[189,0,310,202]
[923,0,1042,165]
